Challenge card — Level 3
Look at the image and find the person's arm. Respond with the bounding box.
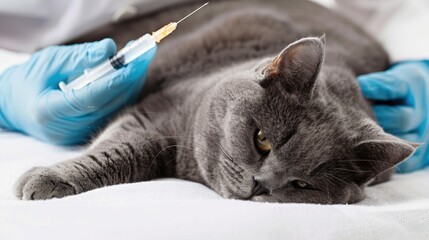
[0,39,156,145]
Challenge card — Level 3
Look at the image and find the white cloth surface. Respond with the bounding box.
[2,131,429,240]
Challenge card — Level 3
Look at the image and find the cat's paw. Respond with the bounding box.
[14,167,77,200]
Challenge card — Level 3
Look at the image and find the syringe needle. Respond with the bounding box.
[177,2,209,24]
[152,2,210,43]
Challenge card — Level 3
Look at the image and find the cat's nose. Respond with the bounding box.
[252,176,271,196]
[253,174,278,194]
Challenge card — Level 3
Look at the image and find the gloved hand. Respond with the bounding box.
[0,38,156,145]
[357,60,429,173]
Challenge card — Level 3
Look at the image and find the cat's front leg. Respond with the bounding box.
[14,112,176,200]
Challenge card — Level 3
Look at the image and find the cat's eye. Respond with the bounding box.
[254,129,272,154]
[291,180,311,189]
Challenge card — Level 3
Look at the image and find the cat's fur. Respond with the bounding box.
[15,0,417,203]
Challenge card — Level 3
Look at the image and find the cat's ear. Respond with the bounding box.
[261,35,325,96]
[353,130,419,184]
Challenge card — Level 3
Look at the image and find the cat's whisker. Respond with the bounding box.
[220,163,243,184]
[189,145,247,190]
[331,167,372,173]
[128,128,229,179]
[193,114,243,172]
[324,173,349,187]
[190,114,248,191]
[145,144,193,179]
[394,165,402,173]
[220,160,243,180]
[174,72,189,79]
[337,159,391,164]
[323,181,332,203]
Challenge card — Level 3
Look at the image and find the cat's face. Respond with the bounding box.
[194,37,417,204]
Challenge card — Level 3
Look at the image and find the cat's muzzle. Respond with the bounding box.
[247,178,270,199]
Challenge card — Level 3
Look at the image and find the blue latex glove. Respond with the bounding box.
[0,38,156,145]
[357,60,429,173]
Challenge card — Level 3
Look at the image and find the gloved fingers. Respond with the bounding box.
[357,72,409,101]
[32,101,110,145]
[44,44,155,118]
[79,43,155,94]
[65,83,137,128]
[72,45,156,111]
[54,38,117,77]
[88,87,136,120]
[71,68,150,127]
[125,44,157,79]
[373,105,424,133]
[49,92,134,144]
[43,70,130,118]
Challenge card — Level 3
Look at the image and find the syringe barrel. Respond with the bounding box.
[59,34,156,92]
[59,60,115,91]
[110,34,157,68]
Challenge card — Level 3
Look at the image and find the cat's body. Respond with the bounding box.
[15,0,416,203]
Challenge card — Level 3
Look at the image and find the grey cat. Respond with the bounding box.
[15,0,417,203]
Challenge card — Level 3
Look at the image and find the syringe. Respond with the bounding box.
[59,2,209,92]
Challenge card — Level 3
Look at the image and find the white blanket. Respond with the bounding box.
[1,130,429,240]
